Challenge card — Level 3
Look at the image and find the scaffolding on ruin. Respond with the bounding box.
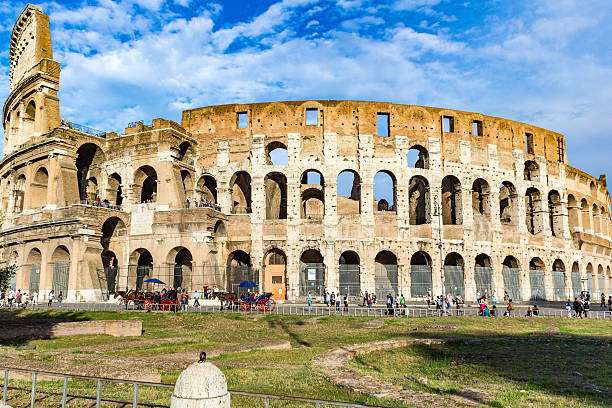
[474,267,493,297]
[502,267,521,301]
[551,271,566,301]
[571,271,582,299]
[529,270,546,301]
[409,265,432,298]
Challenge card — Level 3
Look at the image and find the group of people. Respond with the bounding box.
[185,197,221,211]
[0,289,63,308]
[84,195,121,209]
[322,291,349,311]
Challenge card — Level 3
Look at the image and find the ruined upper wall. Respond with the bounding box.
[9,4,54,90]
[181,100,568,171]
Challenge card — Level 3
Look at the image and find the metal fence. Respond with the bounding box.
[410,265,431,298]
[374,264,398,300]
[474,267,493,297]
[529,270,546,301]
[300,264,325,296]
[551,271,565,301]
[338,265,361,299]
[502,268,521,301]
[52,262,70,297]
[1,367,393,408]
[443,266,464,297]
[597,274,604,295]
[587,273,594,294]
[571,272,582,299]
[28,264,40,294]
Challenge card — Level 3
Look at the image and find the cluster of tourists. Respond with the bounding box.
[566,292,612,317]
[185,197,221,211]
[83,196,121,209]
[0,289,64,308]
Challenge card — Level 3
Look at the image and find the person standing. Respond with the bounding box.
[343,294,348,311]
[505,299,514,316]
[193,290,200,307]
[400,293,405,309]
[601,293,606,308]
[48,290,54,307]
[362,291,368,307]
[566,298,572,317]
[573,297,583,318]
[8,289,14,307]
[58,291,63,308]
[583,299,590,318]
[15,290,22,308]
[307,291,312,311]
[330,292,336,310]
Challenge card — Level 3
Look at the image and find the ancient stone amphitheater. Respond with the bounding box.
[2,5,611,302]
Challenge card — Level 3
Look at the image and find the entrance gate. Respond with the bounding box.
[410,265,431,298]
[502,268,521,301]
[338,265,360,299]
[529,270,546,301]
[52,262,70,296]
[29,264,41,293]
[374,264,398,300]
[474,267,493,297]
[265,264,286,300]
[551,271,565,301]
[444,266,464,297]
[300,264,324,296]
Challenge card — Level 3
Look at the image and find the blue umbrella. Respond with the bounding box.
[239,280,258,288]
[144,278,166,284]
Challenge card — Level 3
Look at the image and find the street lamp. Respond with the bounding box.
[433,196,445,313]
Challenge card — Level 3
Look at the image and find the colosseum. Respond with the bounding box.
[1,4,611,303]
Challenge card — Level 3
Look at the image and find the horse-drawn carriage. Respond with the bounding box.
[115,289,180,311]
[211,291,276,312]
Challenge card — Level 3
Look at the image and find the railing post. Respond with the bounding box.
[96,379,102,407]
[2,369,7,406]
[30,372,37,408]
[133,383,139,408]
[61,376,68,408]
[264,396,269,408]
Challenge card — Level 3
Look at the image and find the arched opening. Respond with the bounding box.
[264,249,287,300]
[407,145,429,169]
[337,170,361,215]
[441,175,462,225]
[410,251,432,298]
[171,248,193,289]
[586,263,594,295]
[581,199,591,232]
[592,204,601,235]
[524,160,539,181]
[196,175,217,204]
[108,173,123,206]
[134,165,157,203]
[31,167,48,210]
[129,249,153,291]
[8,251,18,291]
[181,170,194,206]
[567,194,579,231]
[373,171,396,213]
[552,259,566,301]
[597,264,604,295]
[301,170,324,220]
[266,142,288,165]
[230,171,252,214]
[590,181,597,196]
[548,190,562,237]
[443,252,464,297]
[472,178,490,217]
[50,245,70,298]
[101,250,118,296]
[26,248,42,293]
[571,262,581,298]
[22,101,36,138]
[529,257,546,301]
[13,174,26,213]
[474,254,493,297]
[502,256,521,301]
[525,187,543,234]
[265,172,287,219]
[409,176,430,225]
[499,181,518,225]
[76,143,105,201]
[374,251,398,299]
[338,251,360,298]
[227,250,254,294]
[101,217,126,253]
[177,141,194,164]
[300,249,325,296]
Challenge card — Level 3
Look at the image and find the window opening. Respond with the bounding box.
[473,120,483,136]
[237,112,248,129]
[306,108,318,126]
[377,113,389,137]
[443,116,454,133]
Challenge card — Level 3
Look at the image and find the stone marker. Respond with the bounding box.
[171,352,230,408]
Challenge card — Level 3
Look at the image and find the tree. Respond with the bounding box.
[0,265,17,291]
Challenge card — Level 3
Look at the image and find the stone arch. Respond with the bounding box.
[214,220,227,238]
[581,198,590,232]
[266,141,288,165]
[586,262,595,295]
[181,170,194,206]
[592,204,601,234]
[76,143,106,201]
[50,245,70,298]
[129,248,153,291]
[166,247,193,289]
[230,171,252,214]
[101,216,127,250]
[22,100,36,139]
[339,250,360,298]
[524,160,539,181]
[196,175,217,203]
[337,169,361,215]
[571,261,582,298]
[441,175,462,225]
[373,170,396,212]
[597,264,604,295]
[13,174,26,213]
[407,145,429,169]
[301,169,324,219]
[227,250,254,293]
[472,178,490,217]
[264,248,287,300]
[300,248,325,296]
[525,187,543,234]
[548,190,562,237]
[177,141,194,164]
[134,165,158,203]
[410,251,432,298]
[25,247,42,293]
[31,166,48,210]
[443,252,464,297]
[375,251,398,299]
[502,255,521,301]
[474,253,493,297]
[499,181,518,225]
[265,172,287,219]
[567,194,579,231]
[552,259,566,301]
[409,175,430,225]
[108,173,123,205]
[529,257,546,301]
[590,181,597,196]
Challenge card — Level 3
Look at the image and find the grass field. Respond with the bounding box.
[0,309,610,407]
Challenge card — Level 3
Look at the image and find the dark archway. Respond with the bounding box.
[337,170,361,215]
[410,251,432,298]
[375,251,398,299]
[442,175,462,225]
[300,249,325,296]
[76,143,105,201]
[409,176,430,225]
[443,252,464,296]
[265,172,287,219]
[230,171,252,214]
[301,170,324,219]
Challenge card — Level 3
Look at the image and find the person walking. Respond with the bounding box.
[58,291,63,308]
[193,290,200,307]
[307,291,313,311]
[330,292,335,311]
[367,294,373,309]
[400,293,405,311]
[583,299,590,318]
[505,299,514,316]
[601,293,606,308]
[48,290,54,307]
[343,294,348,311]
[362,291,368,307]
[573,297,583,318]
[15,290,22,308]
[7,289,14,307]
[566,298,572,317]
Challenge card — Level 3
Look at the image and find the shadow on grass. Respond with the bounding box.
[266,317,311,347]
[0,309,94,345]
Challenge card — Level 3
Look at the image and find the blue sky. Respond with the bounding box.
[0,0,611,196]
